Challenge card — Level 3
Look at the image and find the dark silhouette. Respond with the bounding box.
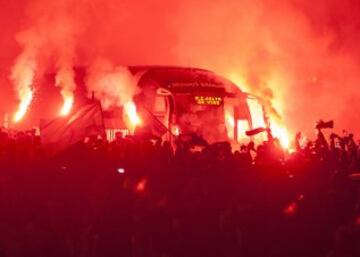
[0,123,359,257]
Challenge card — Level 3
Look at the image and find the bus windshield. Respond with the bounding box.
[174,94,228,143]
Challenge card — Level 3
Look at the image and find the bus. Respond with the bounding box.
[104,66,267,144]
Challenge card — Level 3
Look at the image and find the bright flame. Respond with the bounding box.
[59,90,74,116]
[13,87,34,122]
[117,168,125,174]
[56,67,76,116]
[124,101,141,133]
[247,98,267,128]
[228,73,290,149]
[11,53,36,123]
[271,122,290,149]
[247,98,267,141]
[237,120,250,138]
[247,98,290,148]
[228,73,251,92]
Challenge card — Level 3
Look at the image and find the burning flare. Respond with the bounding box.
[56,67,76,116]
[124,101,141,133]
[271,122,290,149]
[229,73,290,149]
[59,90,74,116]
[11,54,36,123]
[13,87,34,123]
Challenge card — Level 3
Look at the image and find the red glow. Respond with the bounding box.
[117,168,125,174]
[59,91,74,116]
[135,178,147,193]
[284,202,297,217]
[124,101,141,133]
[171,125,180,136]
[2,0,360,134]
[13,88,33,122]
[271,122,290,149]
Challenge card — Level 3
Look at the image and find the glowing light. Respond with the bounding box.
[12,55,36,123]
[59,90,74,116]
[228,73,251,92]
[171,125,180,136]
[56,66,76,116]
[237,120,250,138]
[124,101,141,131]
[117,168,125,174]
[246,98,267,142]
[284,202,297,217]
[247,99,266,128]
[229,73,291,148]
[13,87,33,122]
[135,178,147,193]
[246,98,290,148]
[271,122,290,149]
[225,111,235,128]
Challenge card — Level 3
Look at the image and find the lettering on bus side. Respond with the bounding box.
[194,96,223,106]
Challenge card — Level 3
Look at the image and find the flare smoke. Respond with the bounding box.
[86,59,139,110]
[56,66,76,116]
[86,59,141,131]
[2,0,360,134]
[10,30,40,123]
[10,0,81,121]
[55,42,77,116]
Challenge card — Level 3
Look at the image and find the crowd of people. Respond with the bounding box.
[0,124,360,257]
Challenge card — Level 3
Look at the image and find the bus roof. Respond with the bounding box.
[128,66,246,97]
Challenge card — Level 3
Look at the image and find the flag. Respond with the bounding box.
[40,102,105,155]
[135,106,169,138]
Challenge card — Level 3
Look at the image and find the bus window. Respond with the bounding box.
[237,120,250,139]
[224,98,251,143]
[175,94,227,143]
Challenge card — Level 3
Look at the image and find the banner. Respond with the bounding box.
[135,106,169,138]
[40,102,105,155]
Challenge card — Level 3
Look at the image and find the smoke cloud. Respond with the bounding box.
[10,28,41,122]
[1,0,360,135]
[86,59,139,110]
[171,0,360,135]
[9,0,84,120]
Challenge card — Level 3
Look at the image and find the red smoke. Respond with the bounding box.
[1,0,360,135]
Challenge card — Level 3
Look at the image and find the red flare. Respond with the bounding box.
[13,87,33,122]
[59,90,74,116]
